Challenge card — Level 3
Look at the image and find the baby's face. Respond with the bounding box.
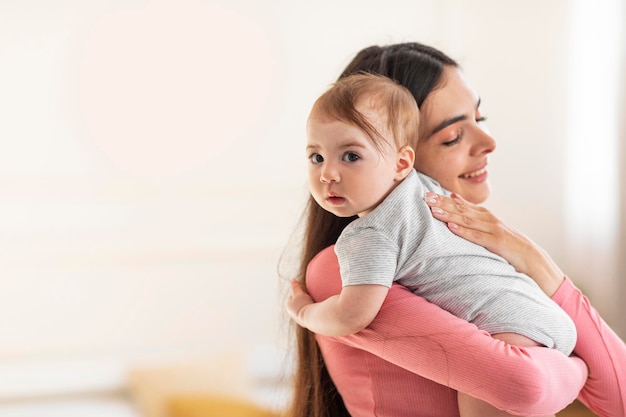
[306,112,400,218]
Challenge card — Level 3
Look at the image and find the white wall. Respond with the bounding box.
[564,0,624,333]
[0,0,623,400]
[448,1,624,333]
[618,0,626,339]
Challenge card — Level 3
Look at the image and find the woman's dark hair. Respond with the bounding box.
[286,42,458,417]
[340,42,458,108]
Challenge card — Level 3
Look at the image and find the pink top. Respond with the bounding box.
[306,245,626,417]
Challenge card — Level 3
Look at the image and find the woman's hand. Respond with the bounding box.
[424,192,565,296]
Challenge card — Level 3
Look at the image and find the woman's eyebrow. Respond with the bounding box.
[429,97,482,136]
[430,114,467,136]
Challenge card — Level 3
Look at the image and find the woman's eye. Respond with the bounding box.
[309,153,324,164]
[476,116,487,123]
[442,129,462,146]
[442,137,460,146]
[342,152,360,162]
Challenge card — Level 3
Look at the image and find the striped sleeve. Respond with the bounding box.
[335,226,398,288]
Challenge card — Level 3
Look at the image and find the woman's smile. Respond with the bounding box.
[459,165,488,182]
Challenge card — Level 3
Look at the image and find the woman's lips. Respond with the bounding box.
[459,167,488,182]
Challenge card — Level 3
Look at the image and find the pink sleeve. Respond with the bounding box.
[552,277,626,417]
[307,246,588,416]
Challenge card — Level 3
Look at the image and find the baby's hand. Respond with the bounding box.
[285,280,314,328]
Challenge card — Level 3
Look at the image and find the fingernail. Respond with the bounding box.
[449,222,458,229]
[431,207,444,214]
[424,197,437,204]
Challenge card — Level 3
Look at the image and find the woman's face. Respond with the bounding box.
[414,66,496,204]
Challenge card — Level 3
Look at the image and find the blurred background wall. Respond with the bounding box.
[0,0,623,412]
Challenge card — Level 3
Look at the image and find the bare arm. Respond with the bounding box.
[285,280,388,336]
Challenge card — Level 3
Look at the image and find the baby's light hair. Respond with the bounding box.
[308,72,420,154]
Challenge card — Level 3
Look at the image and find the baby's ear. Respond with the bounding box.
[395,146,415,180]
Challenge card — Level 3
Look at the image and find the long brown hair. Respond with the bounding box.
[286,198,354,417]
[285,42,458,417]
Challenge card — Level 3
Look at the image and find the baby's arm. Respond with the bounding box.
[286,280,388,336]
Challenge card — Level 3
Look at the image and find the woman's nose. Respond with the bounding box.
[472,125,496,156]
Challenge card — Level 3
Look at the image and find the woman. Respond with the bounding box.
[285,42,626,417]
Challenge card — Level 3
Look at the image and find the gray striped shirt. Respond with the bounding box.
[335,169,576,354]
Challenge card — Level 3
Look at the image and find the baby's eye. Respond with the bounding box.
[342,152,360,162]
[309,153,324,164]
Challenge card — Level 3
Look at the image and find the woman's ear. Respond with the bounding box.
[395,146,415,181]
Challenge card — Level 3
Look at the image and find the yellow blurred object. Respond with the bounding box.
[128,354,253,417]
[168,395,280,417]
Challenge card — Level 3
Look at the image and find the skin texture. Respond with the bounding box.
[414,67,495,205]
[306,114,411,219]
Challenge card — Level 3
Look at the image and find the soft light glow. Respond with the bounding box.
[565,0,622,245]
[74,1,276,178]
[0,33,91,175]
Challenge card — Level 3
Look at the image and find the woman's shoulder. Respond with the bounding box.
[306,245,342,302]
[309,244,336,265]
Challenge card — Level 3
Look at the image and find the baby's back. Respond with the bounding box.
[369,170,576,354]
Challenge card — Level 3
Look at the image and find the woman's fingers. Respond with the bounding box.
[423,191,566,296]
[424,191,521,264]
[424,192,495,236]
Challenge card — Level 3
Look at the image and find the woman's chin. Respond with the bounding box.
[459,181,491,204]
